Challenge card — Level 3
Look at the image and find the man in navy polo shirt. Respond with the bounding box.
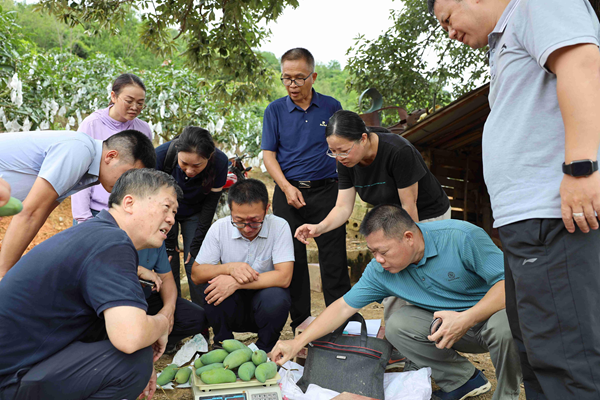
[271,204,522,400]
[137,242,208,353]
[0,169,180,400]
[262,47,351,332]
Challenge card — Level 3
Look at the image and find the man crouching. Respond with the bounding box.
[0,169,182,400]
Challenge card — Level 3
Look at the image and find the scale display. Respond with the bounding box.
[197,391,280,400]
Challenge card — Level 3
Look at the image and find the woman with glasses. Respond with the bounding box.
[295,110,451,320]
[155,126,228,307]
[71,73,153,223]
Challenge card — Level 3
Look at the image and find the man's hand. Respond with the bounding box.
[152,330,169,362]
[270,339,300,366]
[227,262,259,284]
[560,172,600,233]
[283,185,306,209]
[295,224,322,245]
[427,310,475,350]
[204,275,240,305]
[138,366,157,399]
[137,266,162,292]
[0,177,10,208]
[159,306,175,334]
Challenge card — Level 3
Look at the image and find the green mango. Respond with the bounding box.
[201,368,237,384]
[156,366,177,386]
[200,349,229,365]
[238,361,256,381]
[255,361,277,383]
[194,358,204,369]
[221,339,248,353]
[196,362,224,376]
[175,367,192,384]
[252,349,268,366]
[223,348,251,370]
[0,197,23,217]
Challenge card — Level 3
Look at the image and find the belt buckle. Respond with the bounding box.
[298,180,311,189]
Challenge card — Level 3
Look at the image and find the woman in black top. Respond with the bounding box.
[156,126,228,305]
[295,110,450,244]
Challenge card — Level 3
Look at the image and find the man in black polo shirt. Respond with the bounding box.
[0,169,182,400]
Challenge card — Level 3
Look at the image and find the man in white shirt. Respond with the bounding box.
[192,179,294,352]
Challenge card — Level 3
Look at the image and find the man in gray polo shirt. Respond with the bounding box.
[0,130,156,279]
[429,0,600,399]
[192,179,294,352]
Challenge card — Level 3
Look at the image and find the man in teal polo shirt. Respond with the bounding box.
[271,204,522,400]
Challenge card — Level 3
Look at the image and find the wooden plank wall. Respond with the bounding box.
[420,148,494,235]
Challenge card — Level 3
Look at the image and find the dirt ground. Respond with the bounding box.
[0,171,525,399]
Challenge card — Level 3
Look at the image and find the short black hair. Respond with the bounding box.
[104,129,156,169]
[227,179,269,210]
[427,0,437,15]
[108,168,182,208]
[281,48,315,71]
[359,204,416,239]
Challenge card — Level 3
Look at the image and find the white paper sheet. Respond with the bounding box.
[343,319,382,337]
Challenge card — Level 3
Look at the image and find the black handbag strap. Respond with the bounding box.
[329,313,368,347]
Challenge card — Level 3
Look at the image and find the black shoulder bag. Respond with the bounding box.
[296,313,392,399]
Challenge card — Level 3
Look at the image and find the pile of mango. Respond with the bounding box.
[156,364,193,386]
[195,339,278,385]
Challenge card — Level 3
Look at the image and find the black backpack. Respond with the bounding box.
[163,136,180,175]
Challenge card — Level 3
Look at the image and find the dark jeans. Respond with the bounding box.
[202,286,291,352]
[273,182,350,331]
[167,211,204,305]
[146,293,208,347]
[0,341,152,400]
[499,219,600,400]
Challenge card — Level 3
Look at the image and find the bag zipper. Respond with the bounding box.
[309,342,382,359]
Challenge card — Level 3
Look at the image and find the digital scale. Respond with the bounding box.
[190,371,283,400]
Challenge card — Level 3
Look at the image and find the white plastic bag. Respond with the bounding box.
[278,361,432,400]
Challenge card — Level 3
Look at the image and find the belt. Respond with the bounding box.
[288,178,337,189]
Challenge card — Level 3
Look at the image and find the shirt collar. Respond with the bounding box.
[230,214,270,241]
[286,89,321,113]
[412,223,438,268]
[87,139,104,177]
[490,0,522,35]
[97,209,119,226]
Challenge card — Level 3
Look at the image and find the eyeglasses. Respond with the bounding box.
[326,141,357,158]
[119,96,146,110]
[231,220,264,229]
[280,72,314,87]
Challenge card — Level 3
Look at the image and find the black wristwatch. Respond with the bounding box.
[562,159,599,177]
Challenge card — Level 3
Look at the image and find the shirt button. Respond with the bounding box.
[422,278,425,281]
[305,120,308,123]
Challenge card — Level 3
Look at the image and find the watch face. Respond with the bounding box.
[571,161,594,176]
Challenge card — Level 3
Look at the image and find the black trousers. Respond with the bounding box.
[166,211,204,305]
[273,182,350,331]
[146,293,208,346]
[499,219,600,400]
[0,341,152,400]
[202,286,291,352]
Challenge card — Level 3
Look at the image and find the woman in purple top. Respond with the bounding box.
[71,73,153,223]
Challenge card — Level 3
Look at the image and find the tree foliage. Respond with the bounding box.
[35,0,299,106]
[345,0,488,112]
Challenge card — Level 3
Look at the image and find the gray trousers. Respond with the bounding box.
[500,219,600,400]
[385,305,522,400]
[383,206,452,322]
